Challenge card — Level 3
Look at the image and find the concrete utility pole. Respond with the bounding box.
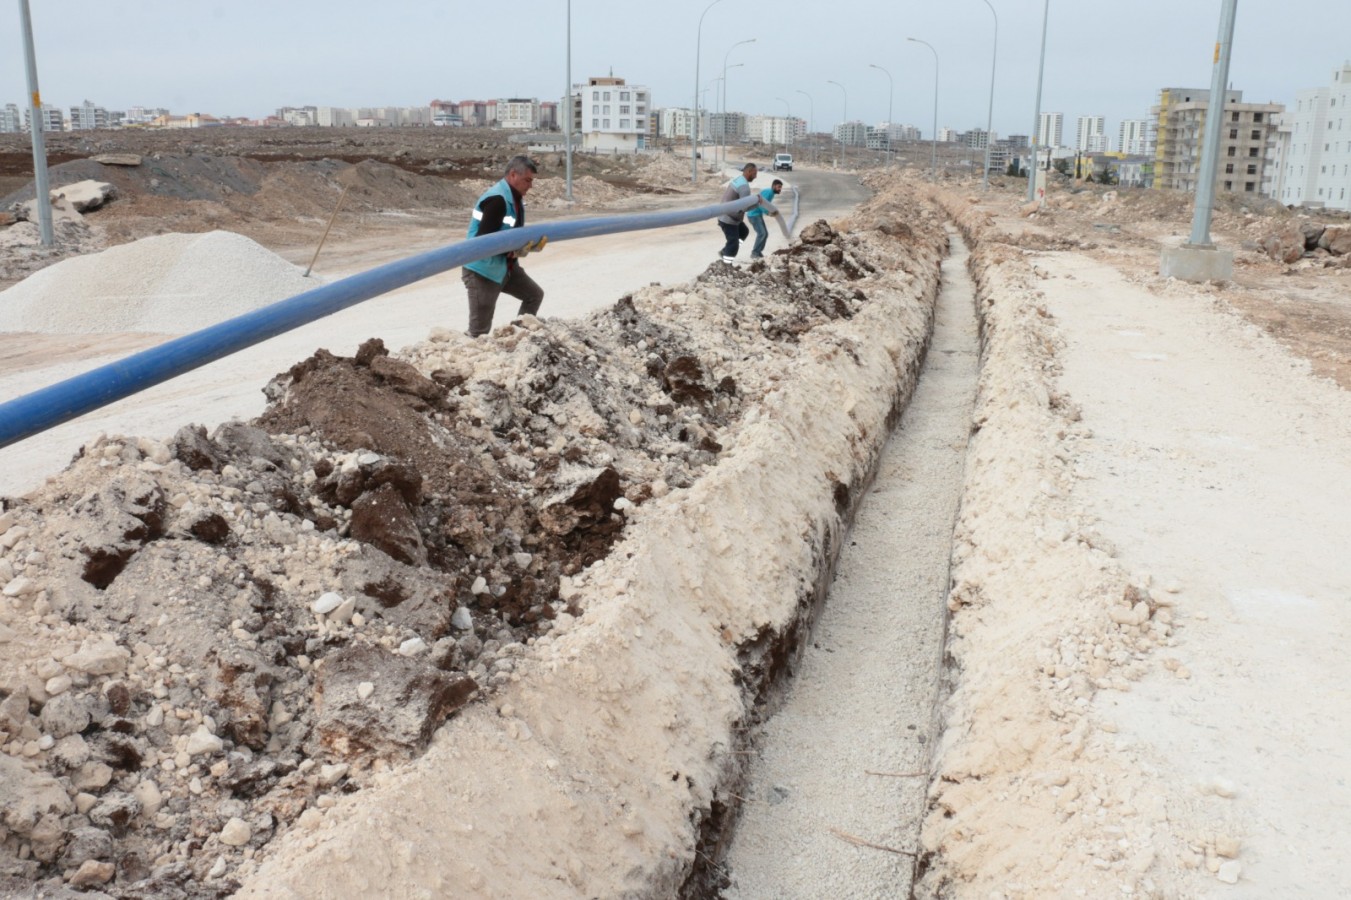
[908,38,939,181]
[980,0,998,191]
[19,0,54,246]
[693,0,726,184]
[1160,0,1238,282]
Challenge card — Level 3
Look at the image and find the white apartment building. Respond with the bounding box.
[496,98,540,129]
[834,121,869,147]
[746,115,804,146]
[69,100,110,130]
[1118,118,1152,155]
[577,76,649,152]
[656,107,707,141]
[22,104,64,133]
[1,103,22,133]
[1038,111,1064,148]
[1270,62,1351,210]
[1075,115,1107,152]
[278,106,318,127]
[938,126,958,143]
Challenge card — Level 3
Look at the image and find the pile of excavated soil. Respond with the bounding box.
[0,232,320,335]
[0,186,946,898]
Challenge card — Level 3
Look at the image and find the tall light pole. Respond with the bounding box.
[774,97,791,155]
[795,89,814,165]
[979,0,998,191]
[721,38,755,168]
[565,0,573,200]
[693,0,726,184]
[827,79,847,168]
[1187,0,1238,249]
[19,0,53,246]
[1027,0,1050,201]
[869,64,894,165]
[908,38,939,181]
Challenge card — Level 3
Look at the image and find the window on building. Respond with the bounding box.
[1247,164,1257,175]
[1254,112,1264,122]
[1229,128,1238,139]
[1231,111,1239,122]
[1227,146,1236,157]
[593,91,600,101]
[603,92,611,101]
[592,104,599,114]
[1250,130,1261,140]
[620,119,629,129]
[1323,165,1327,173]
[620,105,630,114]
[1248,147,1258,157]
[592,118,599,128]
[1224,180,1233,190]
[1225,163,1234,173]
[620,92,629,101]
[1245,182,1255,192]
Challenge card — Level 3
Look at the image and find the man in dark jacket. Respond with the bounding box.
[462,155,545,337]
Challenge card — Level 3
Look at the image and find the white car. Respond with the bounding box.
[773,153,793,171]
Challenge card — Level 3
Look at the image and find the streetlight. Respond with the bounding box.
[565,0,573,201]
[18,0,53,246]
[795,89,814,165]
[826,79,847,168]
[693,0,726,184]
[869,64,893,165]
[774,97,791,155]
[1027,0,1050,202]
[721,38,756,168]
[908,38,939,181]
[979,0,998,191]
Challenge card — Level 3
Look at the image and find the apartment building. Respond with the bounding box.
[1267,62,1351,210]
[69,100,111,130]
[496,98,540,130]
[1,103,21,133]
[655,107,707,141]
[576,76,649,152]
[1152,87,1282,193]
[833,121,869,147]
[1038,112,1064,149]
[1075,115,1107,152]
[746,115,803,146]
[1118,118,1152,155]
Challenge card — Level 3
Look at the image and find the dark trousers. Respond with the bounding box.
[462,265,543,337]
[750,215,769,257]
[719,221,744,259]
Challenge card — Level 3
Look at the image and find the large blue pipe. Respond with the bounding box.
[0,192,769,449]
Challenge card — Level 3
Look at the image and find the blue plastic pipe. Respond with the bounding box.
[0,192,766,449]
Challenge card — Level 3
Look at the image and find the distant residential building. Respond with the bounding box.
[1151,86,1281,193]
[1,103,21,133]
[455,101,494,128]
[152,112,223,128]
[1075,115,1107,152]
[1118,118,1152,155]
[833,121,868,147]
[496,98,540,129]
[430,99,463,127]
[125,106,168,126]
[1038,112,1064,149]
[745,114,803,146]
[22,104,64,133]
[963,128,994,150]
[1004,134,1029,149]
[538,101,558,131]
[1269,62,1351,210]
[711,111,747,143]
[277,106,318,127]
[656,107,705,141]
[69,100,110,130]
[938,126,958,143]
[576,77,649,152]
[1116,156,1155,188]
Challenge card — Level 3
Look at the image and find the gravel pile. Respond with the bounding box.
[0,231,320,335]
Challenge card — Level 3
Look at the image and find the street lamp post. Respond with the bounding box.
[908,38,939,181]
[18,0,53,246]
[979,0,998,191]
[826,80,847,168]
[795,90,814,165]
[721,39,756,168]
[693,0,726,184]
[1027,0,1050,201]
[565,0,573,201]
[869,64,894,165]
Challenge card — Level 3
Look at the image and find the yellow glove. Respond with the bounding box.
[515,236,548,258]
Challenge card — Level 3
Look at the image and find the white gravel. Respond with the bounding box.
[0,230,321,334]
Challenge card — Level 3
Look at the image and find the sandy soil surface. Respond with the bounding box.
[2,127,1349,899]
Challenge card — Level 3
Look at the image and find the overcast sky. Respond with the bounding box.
[3,1,1349,142]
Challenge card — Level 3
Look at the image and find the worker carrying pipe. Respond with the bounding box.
[463,155,549,337]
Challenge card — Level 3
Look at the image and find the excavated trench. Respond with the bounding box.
[687,228,981,898]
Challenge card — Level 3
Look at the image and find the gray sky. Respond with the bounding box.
[3,1,1349,143]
